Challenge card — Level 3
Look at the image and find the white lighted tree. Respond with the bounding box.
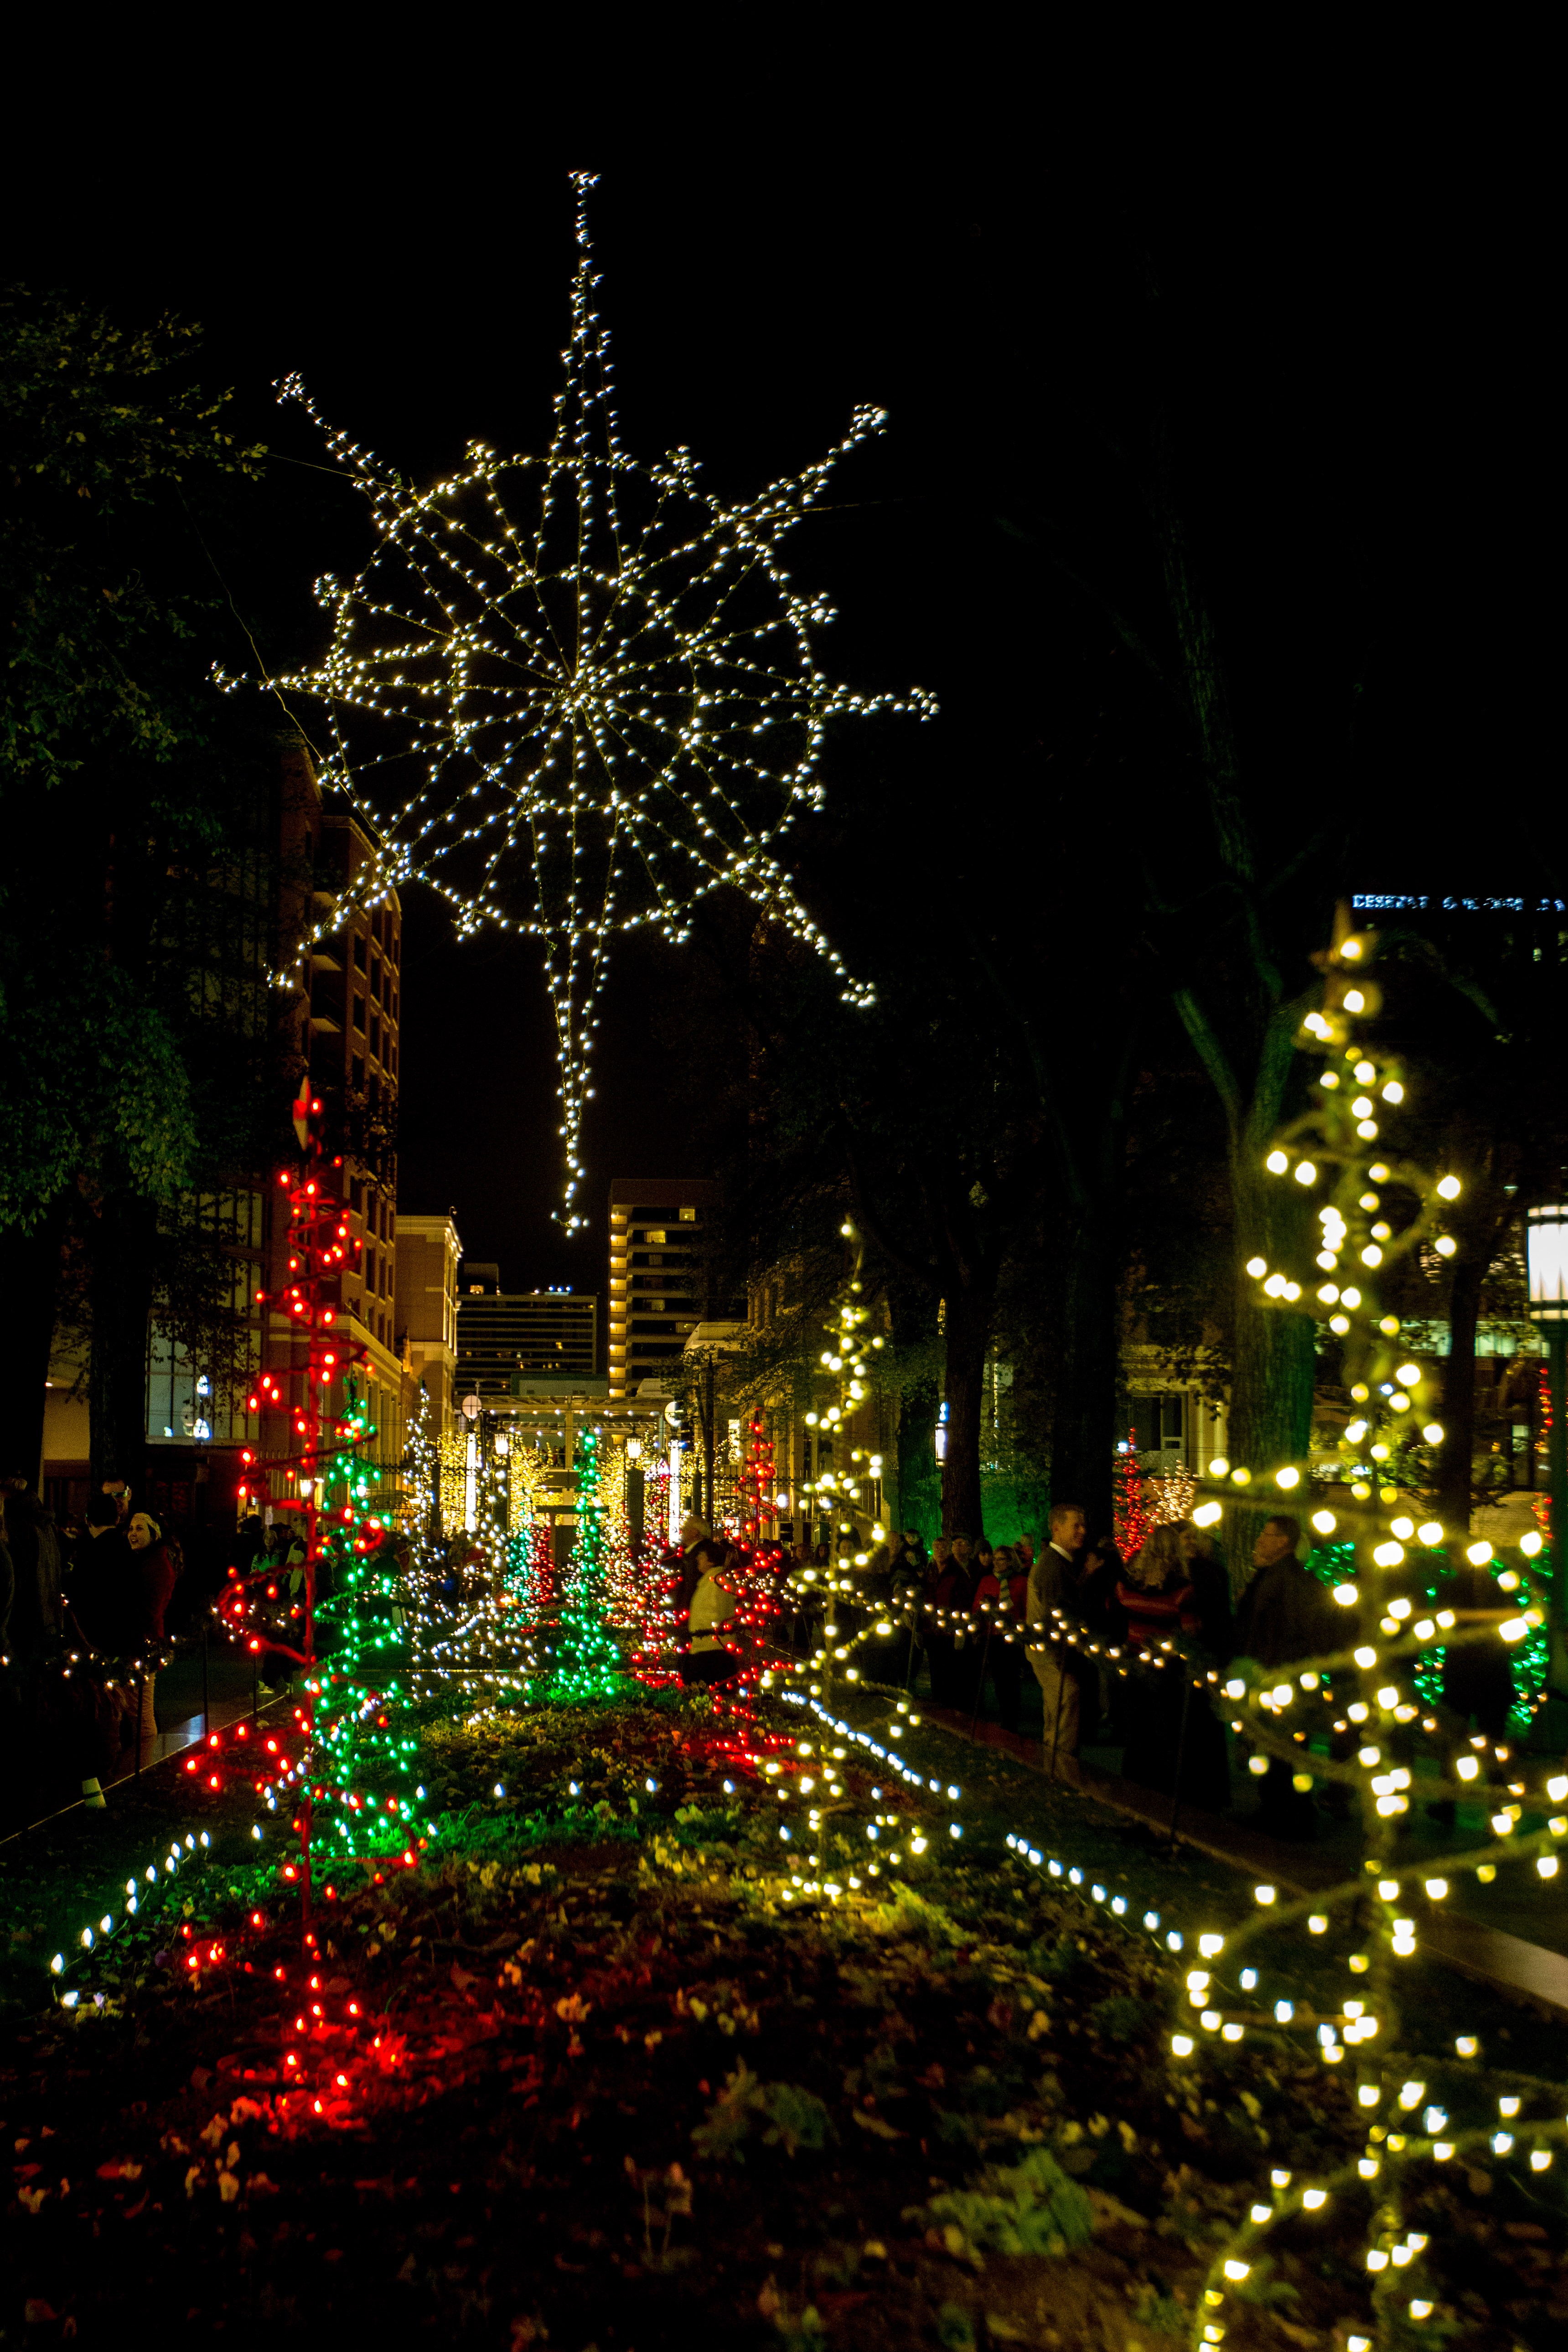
[275,172,932,1222]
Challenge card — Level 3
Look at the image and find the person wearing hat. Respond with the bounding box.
[681,1538,740,1685]
[121,1511,178,1772]
[671,1514,713,1654]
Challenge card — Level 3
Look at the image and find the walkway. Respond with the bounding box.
[1,1648,286,1847]
[911,1700,1568,2016]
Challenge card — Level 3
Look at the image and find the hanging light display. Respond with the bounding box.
[266,171,933,1221]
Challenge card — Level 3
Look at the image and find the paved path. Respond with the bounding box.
[912,1701,1568,2017]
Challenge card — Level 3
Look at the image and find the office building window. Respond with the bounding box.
[352,1054,365,1089]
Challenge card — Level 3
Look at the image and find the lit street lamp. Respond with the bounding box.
[1525,1203,1568,1738]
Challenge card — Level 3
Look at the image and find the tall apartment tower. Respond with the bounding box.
[455,1268,598,1399]
[46,738,321,1536]
[607,1179,720,1399]
[393,1214,462,1430]
[298,805,408,1481]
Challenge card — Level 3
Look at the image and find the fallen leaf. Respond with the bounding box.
[852,2108,903,2140]
[1088,2187,1148,2231]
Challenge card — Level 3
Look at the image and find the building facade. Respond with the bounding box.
[41,740,319,1534]
[394,1214,462,1433]
[607,1179,720,1399]
[455,1272,598,1400]
[275,804,410,1498]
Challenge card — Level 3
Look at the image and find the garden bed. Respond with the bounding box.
[2,1683,1564,2347]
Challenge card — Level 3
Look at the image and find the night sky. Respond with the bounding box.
[6,103,1545,1295]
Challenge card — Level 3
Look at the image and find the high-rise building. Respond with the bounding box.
[455,1272,598,1399]
[393,1215,462,1430]
[298,804,409,1483]
[45,737,317,1535]
[607,1179,719,1399]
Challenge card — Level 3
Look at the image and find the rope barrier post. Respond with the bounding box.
[1168,1675,1195,1853]
[1048,1629,1067,1783]
[252,1652,259,1726]
[970,1615,993,1737]
[134,1679,145,1781]
[202,1625,210,1743]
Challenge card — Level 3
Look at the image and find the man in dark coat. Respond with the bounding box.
[0,1482,64,1659]
[1232,1515,1343,1840]
[1233,1516,1342,1668]
[68,1493,136,1655]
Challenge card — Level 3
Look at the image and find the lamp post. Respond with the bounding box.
[1525,1204,1568,1737]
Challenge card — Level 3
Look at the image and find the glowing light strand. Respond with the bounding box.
[268,173,933,1220]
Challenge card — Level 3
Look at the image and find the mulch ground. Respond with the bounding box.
[2,1683,1565,2348]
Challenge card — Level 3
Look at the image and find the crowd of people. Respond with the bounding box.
[655,1498,1518,1845]
[0,1479,350,1826]
[8,1470,1521,1843]
[0,1474,194,1821]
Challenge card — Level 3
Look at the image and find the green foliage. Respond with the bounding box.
[1026,1930,1088,1983]
[0,286,263,788]
[1229,2255,1299,2313]
[1089,1992,1156,2042]
[921,2145,1094,2260]
[691,2064,835,2164]
[0,959,197,1231]
[870,1885,963,1946]
[1129,2280,1188,2336]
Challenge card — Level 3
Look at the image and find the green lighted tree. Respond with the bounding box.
[548,1425,622,1702]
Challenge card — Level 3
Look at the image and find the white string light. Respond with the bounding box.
[268,172,933,1220]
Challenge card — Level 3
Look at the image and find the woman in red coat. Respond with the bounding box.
[973,1544,1029,1731]
[1115,1523,1228,1813]
[124,1512,178,1770]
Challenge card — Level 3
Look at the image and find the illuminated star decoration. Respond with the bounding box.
[276,171,934,1223]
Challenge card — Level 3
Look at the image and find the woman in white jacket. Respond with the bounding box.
[682,1538,740,1685]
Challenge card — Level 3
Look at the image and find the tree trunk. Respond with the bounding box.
[896,1375,940,1545]
[942,1284,992,1539]
[0,1199,69,1487]
[1050,1205,1118,1545]
[1225,1154,1319,1586]
[1226,1161,1318,1468]
[1437,1248,1485,1531]
[88,1192,158,1490]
